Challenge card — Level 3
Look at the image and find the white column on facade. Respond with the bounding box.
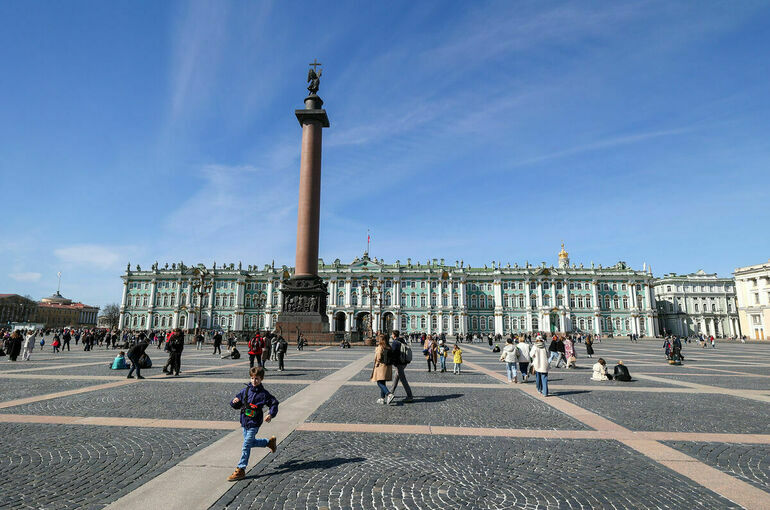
[537,281,543,308]
[120,281,128,307]
[347,312,353,331]
[460,280,467,308]
[551,280,556,308]
[395,278,402,310]
[563,280,570,311]
[629,283,638,309]
[345,280,352,307]
[448,280,454,311]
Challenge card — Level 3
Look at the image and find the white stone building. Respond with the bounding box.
[734,260,770,340]
[653,270,740,338]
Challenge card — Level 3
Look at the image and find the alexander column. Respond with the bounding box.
[275,60,332,341]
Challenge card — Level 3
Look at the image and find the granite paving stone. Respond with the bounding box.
[559,390,770,433]
[2,381,307,421]
[307,385,587,430]
[0,423,227,509]
[212,431,739,510]
[650,374,770,390]
[0,378,114,403]
[664,441,770,493]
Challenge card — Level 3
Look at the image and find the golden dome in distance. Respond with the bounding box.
[558,242,569,260]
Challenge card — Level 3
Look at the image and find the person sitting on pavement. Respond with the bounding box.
[591,358,612,381]
[110,351,129,370]
[613,360,631,381]
[221,345,241,360]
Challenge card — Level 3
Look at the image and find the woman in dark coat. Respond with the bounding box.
[8,331,23,361]
[585,336,594,358]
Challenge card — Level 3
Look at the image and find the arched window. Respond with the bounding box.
[161,316,167,327]
[401,314,408,329]
[410,294,416,307]
[531,317,539,330]
[170,294,176,306]
[504,295,509,308]
[216,295,221,307]
[385,293,392,306]
[624,318,630,330]
[586,296,592,308]
[410,316,417,329]
[472,316,478,330]
[504,316,510,330]
[420,296,426,307]
[471,296,477,308]
[420,316,426,329]
[543,295,551,307]
[442,294,448,306]
[259,315,265,327]
[140,316,146,327]
[556,295,563,306]
[431,316,437,329]
[530,295,537,308]
[453,316,459,329]
[442,316,448,330]
[622,297,628,309]
[229,295,234,307]
[613,296,619,309]
[351,294,358,306]
[337,293,344,306]
[163,295,169,307]
[510,317,517,330]
[180,314,186,327]
[453,295,459,307]
[488,317,494,330]
[430,295,437,307]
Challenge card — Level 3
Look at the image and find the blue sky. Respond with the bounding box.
[1,1,769,309]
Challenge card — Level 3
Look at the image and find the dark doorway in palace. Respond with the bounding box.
[334,311,346,332]
[381,312,394,336]
[356,312,370,334]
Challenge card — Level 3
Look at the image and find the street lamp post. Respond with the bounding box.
[191,266,213,339]
[361,275,381,344]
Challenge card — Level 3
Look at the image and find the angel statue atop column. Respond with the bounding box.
[307,60,322,95]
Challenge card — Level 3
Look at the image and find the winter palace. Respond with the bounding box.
[118,245,660,338]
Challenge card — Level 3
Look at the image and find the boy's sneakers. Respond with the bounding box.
[267,436,277,453]
[227,468,245,482]
[386,393,395,405]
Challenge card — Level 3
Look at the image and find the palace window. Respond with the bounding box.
[585,297,591,308]
[624,318,630,330]
[530,282,537,290]
[420,316,426,329]
[229,295,234,307]
[352,294,358,306]
[530,295,537,309]
[557,295,563,306]
[488,317,494,330]
[170,294,176,306]
[622,284,627,291]
[694,303,699,312]
[531,317,539,330]
[420,296,426,307]
[453,296,459,307]
[472,317,478,330]
[570,297,576,308]
[622,297,629,309]
[613,296,619,309]
[420,282,426,289]
[216,296,221,307]
[431,316,437,329]
[519,296,525,308]
[543,295,551,307]
[511,317,517,330]
[471,296,477,308]
[411,316,417,329]
[431,295,437,307]
[557,282,563,290]
[543,282,550,290]
[142,297,148,307]
[504,295,509,308]
[442,316,448,330]
[480,296,487,308]
[453,316,459,329]
[163,295,168,307]
[569,283,575,290]
[612,284,618,291]
[410,295,416,307]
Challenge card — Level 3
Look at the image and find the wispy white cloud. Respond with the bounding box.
[8,272,42,282]
[54,245,137,270]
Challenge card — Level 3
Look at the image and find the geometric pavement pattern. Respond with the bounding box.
[1,338,769,509]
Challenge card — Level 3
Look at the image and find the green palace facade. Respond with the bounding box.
[118,246,659,337]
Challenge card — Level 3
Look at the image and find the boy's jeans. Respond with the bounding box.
[506,361,517,382]
[439,356,447,371]
[238,427,269,469]
[453,362,461,374]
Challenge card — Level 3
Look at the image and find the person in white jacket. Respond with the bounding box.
[500,338,518,383]
[591,358,610,381]
[516,337,531,383]
[529,336,550,396]
[22,330,36,361]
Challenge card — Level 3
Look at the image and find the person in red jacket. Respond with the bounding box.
[248,332,264,369]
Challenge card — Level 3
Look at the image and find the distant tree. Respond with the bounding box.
[100,303,120,330]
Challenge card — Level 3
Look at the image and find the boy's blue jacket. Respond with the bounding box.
[230,383,279,428]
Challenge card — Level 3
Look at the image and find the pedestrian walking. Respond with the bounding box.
[389,330,413,403]
[7,331,22,361]
[529,336,549,397]
[276,334,287,371]
[213,331,223,356]
[22,330,35,361]
[516,337,531,382]
[168,328,184,376]
[248,332,264,369]
[226,366,278,482]
[423,335,437,372]
[501,338,518,383]
[370,333,394,404]
[196,331,204,350]
[585,336,594,358]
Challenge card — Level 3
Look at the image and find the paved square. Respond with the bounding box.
[1,340,769,509]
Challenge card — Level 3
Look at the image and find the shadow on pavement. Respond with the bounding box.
[248,457,366,478]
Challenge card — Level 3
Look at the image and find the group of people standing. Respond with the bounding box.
[421,335,463,374]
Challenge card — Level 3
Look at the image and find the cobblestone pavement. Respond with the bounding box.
[1,340,769,509]
[308,385,588,430]
[212,431,739,510]
[664,441,770,493]
[0,423,227,509]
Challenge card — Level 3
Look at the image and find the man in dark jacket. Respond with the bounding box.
[168,328,185,376]
[275,334,288,371]
[127,339,148,379]
[613,360,632,382]
[62,330,71,351]
[213,331,223,356]
[389,330,413,404]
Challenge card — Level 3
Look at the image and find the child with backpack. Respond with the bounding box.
[227,366,278,482]
[452,344,463,374]
[437,340,450,373]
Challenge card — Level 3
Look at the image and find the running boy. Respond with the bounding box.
[227,366,278,481]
